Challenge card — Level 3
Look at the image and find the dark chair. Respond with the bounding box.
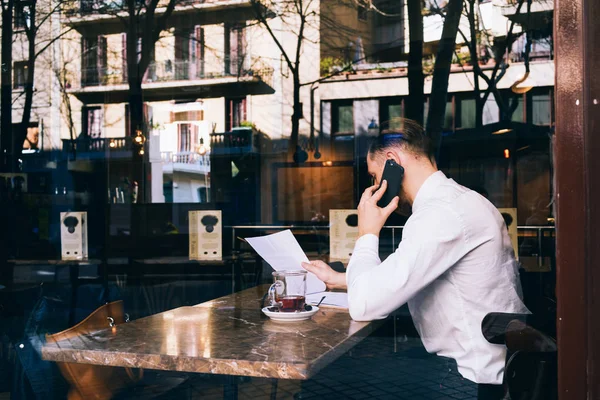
[482,312,557,400]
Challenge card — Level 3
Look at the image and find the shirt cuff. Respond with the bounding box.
[355,233,379,249]
[346,234,380,287]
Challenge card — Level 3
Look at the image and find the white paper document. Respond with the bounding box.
[306,291,349,309]
[245,230,348,308]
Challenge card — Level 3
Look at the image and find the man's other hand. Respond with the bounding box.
[358,180,399,237]
[301,260,347,290]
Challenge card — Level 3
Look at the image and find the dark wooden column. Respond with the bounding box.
[555,0,600,398]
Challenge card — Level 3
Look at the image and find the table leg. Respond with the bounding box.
[254,256,263,286]
[223,376,238,400]
[393,315,397,353]
[270,379,278,400]
[69,265,78,326]
[233,259,243,293]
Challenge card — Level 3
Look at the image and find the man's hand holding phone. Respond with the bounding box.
[358,180,399,238]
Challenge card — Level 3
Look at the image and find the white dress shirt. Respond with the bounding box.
[346,171,529,384]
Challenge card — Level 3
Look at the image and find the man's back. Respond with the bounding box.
[405,172,529,384]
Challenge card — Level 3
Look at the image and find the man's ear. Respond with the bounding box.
[385,149,403,166]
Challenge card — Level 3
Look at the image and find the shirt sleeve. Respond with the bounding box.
[346,206,470,321]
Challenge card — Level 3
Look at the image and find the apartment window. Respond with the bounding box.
[332,101,354,134]
[225,23,246,76]
[175,26,205,80]
[81,36,107,85]
[178,123,199,153]
[197,187,209,203]
[380,98,403,132]
[331,101,354,160]
[509,94,525,123]
[13,61,29,89]
[14,2,31,29]
[226,98,247,131]
[531,93,552,126]
[423,97,454,131]
[191,26,205,79]
[444,98,454,131]
[458,97,477,129]
[358,5,368,21]
[82,107,103,138]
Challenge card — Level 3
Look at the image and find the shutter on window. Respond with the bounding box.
[81,37,89,84]
[230,25,238,76]
[122,33,128,81]
[98,36,107,82]
[196,26,205,78]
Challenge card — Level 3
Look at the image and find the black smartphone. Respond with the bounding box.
[377,159,404,208]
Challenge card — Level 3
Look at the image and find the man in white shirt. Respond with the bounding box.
[303,119,528,400]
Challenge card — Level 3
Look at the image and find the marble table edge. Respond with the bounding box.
[40,317,381,381]
[41,346,313,380]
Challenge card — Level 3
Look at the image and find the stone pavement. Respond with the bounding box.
[175,333,479,400]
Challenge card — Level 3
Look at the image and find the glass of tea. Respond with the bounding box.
[269,270,307,312]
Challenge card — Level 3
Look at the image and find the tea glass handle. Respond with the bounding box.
[268,280,284,307]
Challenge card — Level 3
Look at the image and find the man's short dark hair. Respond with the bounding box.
[368,118,435,162]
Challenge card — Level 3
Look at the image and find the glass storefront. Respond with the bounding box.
[0,0,573,398]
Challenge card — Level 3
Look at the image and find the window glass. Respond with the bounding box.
[532,92,552,125]
[13,61,28,89]
[333,102,354,133]
[0,0,557,398]
[459,98,476,129]
[387,103,403,130]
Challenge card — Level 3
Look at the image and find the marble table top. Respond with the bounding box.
[42,285,379,380]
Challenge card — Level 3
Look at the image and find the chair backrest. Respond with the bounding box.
[482,312,557,400]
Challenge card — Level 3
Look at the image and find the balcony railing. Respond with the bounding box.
[62,137,132,153]
[509,50,553,63]
[81,67,126,87]
[161,151,210,166]
[210,127,256,155]
[509,37,554,62]
[499,0,554,16]
[77,59,273,89]
[71,0,250,17]
[145,59,251,82]
[161,151,211,174]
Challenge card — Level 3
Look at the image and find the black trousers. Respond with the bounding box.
[477,383,505,400]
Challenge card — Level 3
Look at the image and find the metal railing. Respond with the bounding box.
[161,151,210,166]
[62,137,132,153]
[74,0,234,17]
[229,224,556,268]
[210,128,255,153]
[81,67,126,87]
[146,59,250,82]
[509,50,553,63]
[77,59,273,88]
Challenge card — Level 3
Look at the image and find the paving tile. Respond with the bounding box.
[376,394,406,400]
[450,392,476,400]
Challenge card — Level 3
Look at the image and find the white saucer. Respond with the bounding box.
[261,306,319,322]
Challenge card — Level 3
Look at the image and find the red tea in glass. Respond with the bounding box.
[269,270,307,312]
[278,295,306,312]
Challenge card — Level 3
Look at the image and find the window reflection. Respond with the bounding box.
[0,0,559,397]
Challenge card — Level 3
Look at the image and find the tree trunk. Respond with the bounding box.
[406,0,424,126]
[426,0,463,157]
[289,72,301,161]
[1,0,14,171]
[467,0,483,129]
[17,6,37,159]
[126,25,147,202]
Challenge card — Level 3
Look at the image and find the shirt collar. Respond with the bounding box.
[411,171,447,212]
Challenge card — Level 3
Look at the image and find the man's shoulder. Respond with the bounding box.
[407,180,487,235]
[405,198,466,237]
[417,180,470,212]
